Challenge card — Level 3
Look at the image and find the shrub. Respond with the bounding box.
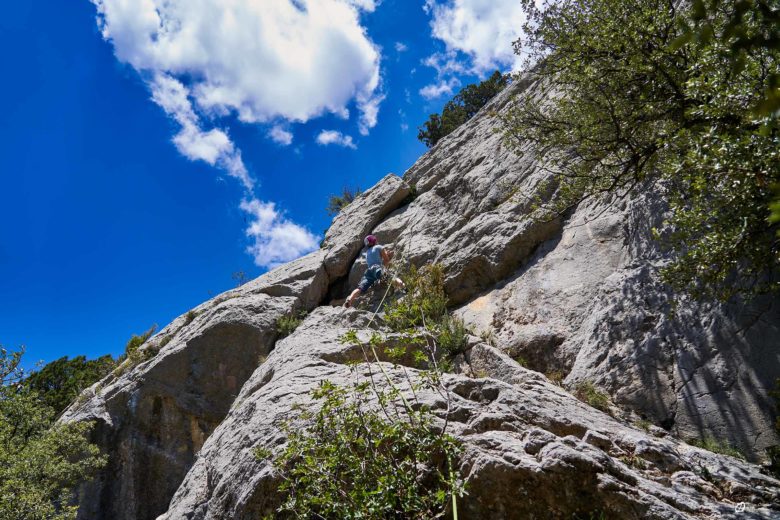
[326,186,362,216]
[400,183,419,207]
[384,264,448,331]
[437,316,470,359]
[544,371,564,386]
[271,379,463,519]
[574,381,611,413]
[120,325,157,362]
[231,271,249,287]
[276,311,307,339]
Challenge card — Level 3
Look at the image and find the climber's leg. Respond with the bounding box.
[344,265,383,308]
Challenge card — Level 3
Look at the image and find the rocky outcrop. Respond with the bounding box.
[62,176,410,520]
[370,79,779,460]
[159,307,778,519]
[64,74,780,519]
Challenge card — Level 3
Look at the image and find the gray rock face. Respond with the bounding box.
[64,75,779,520]
[159,307,779,520]
[62,175,412,520]
[322,173,410,280]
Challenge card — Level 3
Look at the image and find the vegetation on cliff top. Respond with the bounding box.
[418,70,509,148]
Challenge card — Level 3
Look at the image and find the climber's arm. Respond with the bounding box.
[381,247,393,266]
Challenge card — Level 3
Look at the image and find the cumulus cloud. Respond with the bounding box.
[240,198,320,269]
[395,42,408,53]
[90,0,385,268]
[424,0,532,73]
[419,52,465,99]
[419,77,460,100]
[92,0,383,125]
[316,130,357,149]
[268,125,294,146]
[151,74,253,190]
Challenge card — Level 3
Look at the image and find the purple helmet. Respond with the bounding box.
[364,234,377,247]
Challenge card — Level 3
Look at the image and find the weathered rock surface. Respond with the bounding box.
[64,74,780,519]
[369,76,779,460]
[62,176,411,520]
[159,307,779,519]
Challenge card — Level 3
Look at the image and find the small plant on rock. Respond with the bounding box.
[276,311,308,339]
[688,437,745,460]
[437,316,470,359]
[326,186,362,216]
[574,381,611,414]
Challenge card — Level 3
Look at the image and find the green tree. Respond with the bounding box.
[418,70,509,147]
[502,0,780,300]
[22,356,116,416]
[0,347,107,520]
[326,186,362,216]
[677,0,780,233]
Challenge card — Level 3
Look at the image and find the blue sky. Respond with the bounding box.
[0,0,528,368]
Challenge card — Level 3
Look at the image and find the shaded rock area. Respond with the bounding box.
[64,75,780,519]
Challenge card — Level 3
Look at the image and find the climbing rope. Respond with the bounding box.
[346,260,460,520]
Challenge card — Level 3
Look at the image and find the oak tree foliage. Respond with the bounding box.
[502,0,780,301]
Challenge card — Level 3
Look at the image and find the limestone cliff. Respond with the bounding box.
[63,76,780,519]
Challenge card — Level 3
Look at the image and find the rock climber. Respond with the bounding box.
[344,234,405,308]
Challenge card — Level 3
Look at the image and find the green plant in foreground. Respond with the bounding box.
[0,346,107,520]
[276,311,308,339]
[574,381,611,414]
[689,437,746,460]
[272,379,464,519]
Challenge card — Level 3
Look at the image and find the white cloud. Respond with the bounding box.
[395,42,408,52]
[240,198,320,269]
[150,74,254,190]
[418,51,464,99]
[419,77,460,100]
[92,0,383,126]
[357,93,384,135]
[316,130,357,149]
[424,0,533,73]
[268,125,293,146]
[90,0,382,268]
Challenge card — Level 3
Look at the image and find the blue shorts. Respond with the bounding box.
[358,265,383,293]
